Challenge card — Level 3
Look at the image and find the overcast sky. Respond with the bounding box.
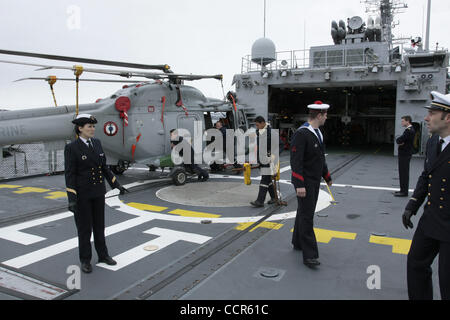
[0,0,448,110]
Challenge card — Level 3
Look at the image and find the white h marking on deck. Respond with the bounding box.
[97,228,211,271]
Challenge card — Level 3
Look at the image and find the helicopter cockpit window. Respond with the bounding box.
[203,112,213,130]
[238,110,246,129]
[210,112,226,127]
[225,112,235,130]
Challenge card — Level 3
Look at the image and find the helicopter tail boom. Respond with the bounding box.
[0,104,96,145]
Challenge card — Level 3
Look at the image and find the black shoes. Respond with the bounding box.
[81,262,92,273]
[303,258,320,268]
[267,198,277,205]
[80,257,116,273]
[98,256,117,266]
[250,201,264,208]
[198,176,209,182]
[394,191,408,197]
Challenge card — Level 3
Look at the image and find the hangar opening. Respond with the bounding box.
[268,84,398,152]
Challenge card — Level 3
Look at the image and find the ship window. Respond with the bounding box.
[327,50,344,66]
[346,49,364,66]
[313,51,326,68]
[408,54,446,69]
[313,50,345,68]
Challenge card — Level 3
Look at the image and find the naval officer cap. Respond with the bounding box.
[308,100,330,111]
[72,113,98,126]
[425,91,450,112]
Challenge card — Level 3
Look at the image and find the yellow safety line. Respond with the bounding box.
[13,187,51,194]
[236,221,284,232]
[168,209,221,219]
[44,192,67,200]
[314,228,357,243]
[0,184,22,189]
[126,202,168,212]
[369,235,412,255]
[290,227,357,244]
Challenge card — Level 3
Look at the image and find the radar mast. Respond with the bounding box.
[362,0,408,48]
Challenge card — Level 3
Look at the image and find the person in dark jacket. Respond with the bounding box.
[65,114,129,273]
[394,115,416,197]
[290,101,332,268]
[402,91,450,300]
[209,121,227,172]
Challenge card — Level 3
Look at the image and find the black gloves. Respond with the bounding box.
[68,202,77,213]
[118,186,130,195]
[402,209,414,229]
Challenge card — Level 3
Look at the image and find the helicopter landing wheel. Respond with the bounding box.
[111,161,127,175]
[172,168,187,186]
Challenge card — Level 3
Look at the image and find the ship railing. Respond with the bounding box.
[241,48,385,73]
[241,49,310,73]
[0,140,68,181]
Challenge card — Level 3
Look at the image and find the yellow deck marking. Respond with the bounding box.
[168,209,221,219]
[290,228,357,243]
[13,187,51,194]
[369,236,412,255]
[0,184,22,189]
[313,228,357,243]
[127,203,168,212]
[236,221,284,232]
[44,192,67,200]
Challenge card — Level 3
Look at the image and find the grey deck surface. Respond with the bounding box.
[0,151,440,300]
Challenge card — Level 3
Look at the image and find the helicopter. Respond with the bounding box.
[0,49,250,184]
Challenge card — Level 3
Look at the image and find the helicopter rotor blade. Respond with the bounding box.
[0,59,53,69]
[0,59,223,82]
[169,74,223,81]
[0,49,171,73]
[14,77,149,83]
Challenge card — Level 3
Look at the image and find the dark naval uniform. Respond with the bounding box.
[396,125,416,195]
[290,122,332,262]
[403,91,450,300]
[65,118,124,266]
[251,124,276,206]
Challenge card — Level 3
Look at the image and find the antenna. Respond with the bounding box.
[362,0,408,47]
[422,4,425,42]
[264,0,267,37]
[425,0,431,51]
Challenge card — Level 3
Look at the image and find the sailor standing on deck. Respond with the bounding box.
[394,115,416,197]
[290,101,332,268]
[250,116,277,207]
[65,114,129,274]
[402,91,450,300]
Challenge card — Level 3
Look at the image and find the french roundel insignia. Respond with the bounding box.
[104,121,118,137]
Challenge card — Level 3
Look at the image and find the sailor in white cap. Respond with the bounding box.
[402,91,450,300]
[290,101,332,268]
[65,114,129,273]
